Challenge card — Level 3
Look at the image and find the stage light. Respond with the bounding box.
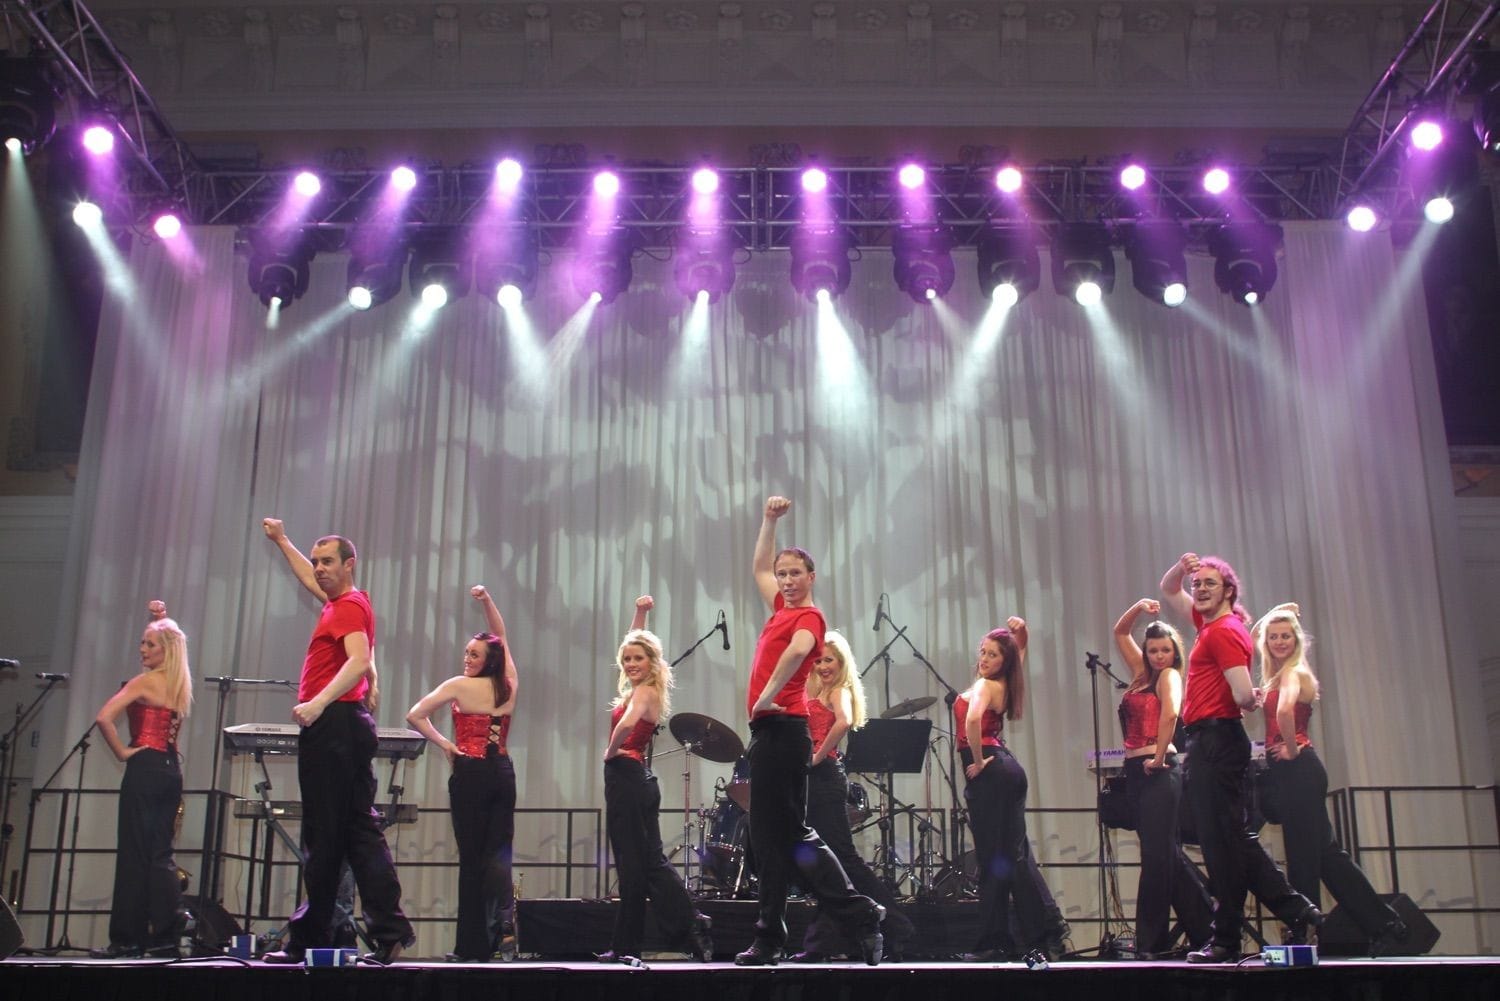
[1202,167,1231,195]
[1209,222,1281,306]
[247,229,316,309]
[572,226,635,304]
[691,167,720,195]
[1410,119,1444,151]
[1424,196,1455,224]
[391,166,418,192]
[1119,164,1147,191]
[81,125,115,156]
[345,235,409,311]
[673,228,738,303]
[789,226,852,302]
[408,227,472,307]
[801,167,828,193]
[71,201,103,228]
[892,224,955,304]
[898,163,926,190]
[593,171,621,197]
[293,171,322,197]
[1051,223,1116,305]
[995,166,1024,194]
[1124,222,1189,308]
[495,158,524,192]
[1345,205,1378,232]
[152,212,183,239]
[0,57,59,155]
[476,225,540,305]
[976,223,1040,305]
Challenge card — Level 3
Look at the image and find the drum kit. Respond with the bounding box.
[657,696,950,900]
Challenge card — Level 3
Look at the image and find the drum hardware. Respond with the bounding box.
[663,712,743,888]
[880,696,938,720]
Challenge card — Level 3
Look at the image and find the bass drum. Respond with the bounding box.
[698,800,755,899]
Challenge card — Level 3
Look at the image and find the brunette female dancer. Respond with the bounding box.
[1112,598,1212,957]
[596,595,712,964]
[1255,604,1406,948]
[92,600,193,959]
[406,585,520,962]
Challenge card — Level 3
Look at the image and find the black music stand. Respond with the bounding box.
[846,719,932,893]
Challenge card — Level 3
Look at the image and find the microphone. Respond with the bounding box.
[0,657,19,669]
[716,610,731,651]
[36,672,69,682]
[872,593,885,632]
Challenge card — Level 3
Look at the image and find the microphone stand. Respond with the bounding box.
[28,723,98,953]
[0,676,65,889]
[663,615,727,890]
[1083,651,1131,958]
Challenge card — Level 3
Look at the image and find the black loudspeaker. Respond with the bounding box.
[1318,892,1440,956]
[1,895,24,960]
[182,895,243,953]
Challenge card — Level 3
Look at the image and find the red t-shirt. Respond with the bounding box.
[1181,607,1250,725]
[299,590,375,704]
[746,594,825,719]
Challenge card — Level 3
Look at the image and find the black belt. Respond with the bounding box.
[1183,716,1241,735]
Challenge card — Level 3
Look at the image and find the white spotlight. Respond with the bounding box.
[497,283,524,309]
[1162,282,1187,307]
[421,283,449,309]
[71,201,103,228]
[992,283,1020,309]
[348,286,374,311]
[1424,196,1455,224]
[1074,281,1102,306]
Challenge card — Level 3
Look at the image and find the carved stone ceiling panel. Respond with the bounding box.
[78,1,1412,132]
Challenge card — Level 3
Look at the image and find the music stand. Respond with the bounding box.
[845,719,931,774]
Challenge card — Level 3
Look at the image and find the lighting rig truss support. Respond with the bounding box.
[1332,0,1500,212]
[9,0,201,215]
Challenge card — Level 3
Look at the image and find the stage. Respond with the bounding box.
[4,955,1499,1001]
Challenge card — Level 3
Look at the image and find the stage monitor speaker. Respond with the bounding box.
[183,895,244,952]
[1,895,24,960]
[1318,892,1439,956]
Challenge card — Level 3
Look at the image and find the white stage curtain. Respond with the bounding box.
[32,222,1493,951]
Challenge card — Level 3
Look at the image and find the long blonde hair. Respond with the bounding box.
[1255,610,1312,693]
[612,629,674,717]
[805,630,868,730]
[149,618,193,717]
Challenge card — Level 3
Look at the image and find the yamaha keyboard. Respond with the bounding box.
[232,798,419,826]
[223,723,427,759]
[1087,740,1266,775]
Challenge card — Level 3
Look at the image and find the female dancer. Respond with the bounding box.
[92,600,193,959]
[406,585,519,962]
[956,618,1048,962]
[1256,605,1405,947]
[1160,553,1318,962]
[1112,598,1212,957]
[793,631,915,962]
[597,596,712,964]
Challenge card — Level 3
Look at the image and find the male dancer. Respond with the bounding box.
[735,496,884,966]
[260,519,414,964]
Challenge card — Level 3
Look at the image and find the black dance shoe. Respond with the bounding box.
[734,942,783,966]
[858,930,884,966]
[362,937,411,965]
[260,948,305,965]
[89,943,143,960]
[497,922,518,962]
[1287,905,1325,946]
[1186,943,1242,964]
[788,950,828,963]
[687,914,714,962]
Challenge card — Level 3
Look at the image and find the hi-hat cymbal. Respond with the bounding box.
[880,695,938,720]
[668,712,745,763]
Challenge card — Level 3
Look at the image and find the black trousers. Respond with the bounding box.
[289,701,413,951]
[449,750,517,959]
[802,757,913,953]
[963,745,1047,953]
[1125,754,1212,953]
[746,715,879,948]
[107,749,183,949]
[604,756,698,955]
[1268,747,1399,937]
[1184,718,1311,951]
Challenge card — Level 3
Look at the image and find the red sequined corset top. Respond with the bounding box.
[1119,690,1161,750]
[127,703,179,752]
[1263,688,1314,751]
[807,699,841,758]
[610,703,658,762]
[954,693,1004,749]
[452,706,511,757]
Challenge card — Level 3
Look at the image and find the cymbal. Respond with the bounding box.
[669,712,745,763]
[881,696,938,720]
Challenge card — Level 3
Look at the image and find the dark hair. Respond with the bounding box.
[981,627,1026,722]
[473,632,511,707]
[314,535,357,564]
[774,547,815,573]
[1196,556,1250,624]
[1133,621,1185,693]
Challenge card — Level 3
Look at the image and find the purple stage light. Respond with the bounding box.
[293,171,322,197]
[691,168,720,195]
[391,166,418,192]
[995,166,1023,194]
[82,125,115,155]
[801,167,828,193]
[1120,164,1147,191]
[1410,119,1444,151]
[153,213,183,239]
[594,171,621,197]
[1345,205,1378,232]
[898,163,926,190]
[1202,167,1231,195]
[495,158,524,191]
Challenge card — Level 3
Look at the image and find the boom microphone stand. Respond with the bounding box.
[30,722,99,953]
[1083,651,1131,958]
[660,611,731,889]
[0,673,66,888]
